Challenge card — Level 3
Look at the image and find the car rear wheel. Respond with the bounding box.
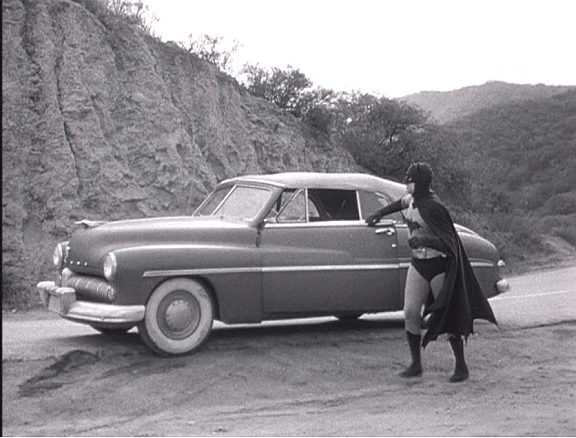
[138,278,214,356]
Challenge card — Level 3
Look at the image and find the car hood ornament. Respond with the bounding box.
[75,219,108,229]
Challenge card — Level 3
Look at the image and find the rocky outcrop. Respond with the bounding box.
[2,0,360,305]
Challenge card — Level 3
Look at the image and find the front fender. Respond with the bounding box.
[111,244,263,323]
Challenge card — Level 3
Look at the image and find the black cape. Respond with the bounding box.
[413,193,498,347]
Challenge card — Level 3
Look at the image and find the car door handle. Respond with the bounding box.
[375,228,395,236]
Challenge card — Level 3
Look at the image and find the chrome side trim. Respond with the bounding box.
[143,264,400,278]
[471,261,496,268]
[262,264,399,273]
[143,267,262,277]
[398,259,495,269]
[144,260,495,278]
[265,220,365,228]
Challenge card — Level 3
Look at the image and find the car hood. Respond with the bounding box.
[66,216,256,274]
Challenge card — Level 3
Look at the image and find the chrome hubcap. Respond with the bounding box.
[165,299,194,332]
[158,291,201,340]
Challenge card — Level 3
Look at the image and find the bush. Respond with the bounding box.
[72,0,158,35]
[465,211,548,264]
[543,214,576,246]
[303,106,333,133]
[540,191,576,216]
[2,271,42,310]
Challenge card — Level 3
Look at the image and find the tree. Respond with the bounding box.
[238,63,471,208]
[239,64,312,114]
[240,65,339,132]
[298,87,339,132]
[333,93,428,176]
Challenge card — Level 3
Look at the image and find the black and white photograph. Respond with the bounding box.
[3,0,575,436]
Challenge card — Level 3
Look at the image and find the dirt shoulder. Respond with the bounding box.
[3,317,575,436]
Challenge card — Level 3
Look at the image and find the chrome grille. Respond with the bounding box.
[63,274,113,303]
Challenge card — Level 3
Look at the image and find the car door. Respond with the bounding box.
[259,188,402,317]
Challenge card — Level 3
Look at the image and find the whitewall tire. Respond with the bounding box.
[138,278,214,356]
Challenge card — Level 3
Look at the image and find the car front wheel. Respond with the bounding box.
[137,278,214,356]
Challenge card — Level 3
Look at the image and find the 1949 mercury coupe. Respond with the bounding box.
[37,172,509,356]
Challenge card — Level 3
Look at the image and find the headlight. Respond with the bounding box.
[103,252,117,281]
[53,243,65,269]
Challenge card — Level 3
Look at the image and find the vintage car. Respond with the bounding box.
[37,172,509,356]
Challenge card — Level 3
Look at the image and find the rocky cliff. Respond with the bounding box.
[2,0,360,306]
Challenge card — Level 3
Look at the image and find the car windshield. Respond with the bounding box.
[194,185,273,220]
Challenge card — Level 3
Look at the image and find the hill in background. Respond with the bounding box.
[400,81,576,124]
[445,89,576,265]
[451,89,576,215]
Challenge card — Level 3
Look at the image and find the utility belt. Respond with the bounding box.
[412,247,447,260]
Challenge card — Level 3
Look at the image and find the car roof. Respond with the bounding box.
[220,172,408,197]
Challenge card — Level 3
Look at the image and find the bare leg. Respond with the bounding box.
[400,265,431,378]
[430,272,445,300]
[403,265,431,335]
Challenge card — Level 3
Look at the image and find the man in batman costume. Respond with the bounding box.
[366,163,498,382]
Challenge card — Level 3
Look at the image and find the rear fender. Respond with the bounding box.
[458,233,501,298]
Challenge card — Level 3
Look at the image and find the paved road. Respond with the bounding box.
[488,264,576,328]
[3,265,575,361]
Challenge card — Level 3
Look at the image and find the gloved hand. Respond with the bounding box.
[365,211,383,226]
[408,236,426,248]
[365,199,404,227]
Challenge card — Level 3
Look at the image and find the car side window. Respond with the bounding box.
[358,190,404,223]
[271,188,358,223]
[307,189,359,221]
[276,189,306,223]
[265,189,295,221]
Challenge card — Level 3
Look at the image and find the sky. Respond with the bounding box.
[145,0,576,98]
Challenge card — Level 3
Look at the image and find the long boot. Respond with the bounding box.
[400,331,423,378]
[449,336,469,382]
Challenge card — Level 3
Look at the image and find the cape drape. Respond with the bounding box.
[414,193,498,347]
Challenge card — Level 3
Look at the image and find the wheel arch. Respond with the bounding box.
[147,275,222,321]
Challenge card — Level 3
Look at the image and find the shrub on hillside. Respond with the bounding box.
[72,0,158,34]
[541,191,576,216]
[543,214,576,246]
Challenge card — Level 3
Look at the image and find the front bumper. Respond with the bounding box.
[36,281,145,325]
